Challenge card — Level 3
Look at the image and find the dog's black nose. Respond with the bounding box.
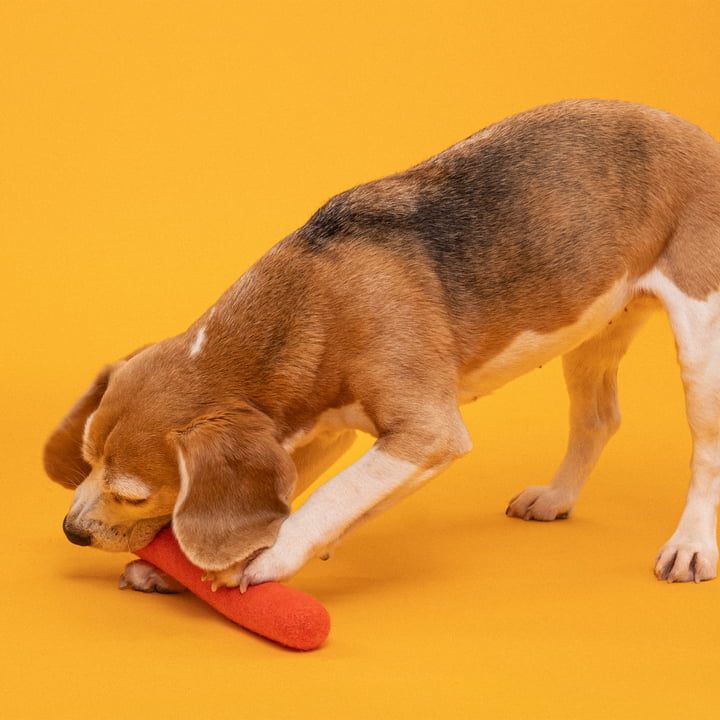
[63,516,92,546]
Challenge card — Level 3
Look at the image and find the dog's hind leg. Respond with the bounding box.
[507,297,656,521]
[646,271,720,582]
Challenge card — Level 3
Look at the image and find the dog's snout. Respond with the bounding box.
[63,515,92,546]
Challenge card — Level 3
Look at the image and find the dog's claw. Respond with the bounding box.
[654,542,718,583]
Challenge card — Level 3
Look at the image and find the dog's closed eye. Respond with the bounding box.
[111,494,149,506]
[107,475,153,506]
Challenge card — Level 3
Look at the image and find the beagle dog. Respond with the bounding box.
[44,99,720,593]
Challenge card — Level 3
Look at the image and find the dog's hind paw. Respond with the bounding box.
[655,541,718,583]
[506,485,576,521]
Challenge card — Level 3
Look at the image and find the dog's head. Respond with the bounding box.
[43,347,296,571]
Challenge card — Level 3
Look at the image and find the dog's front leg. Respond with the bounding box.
[290,429,357,498]
[233,414,472,589]
[119,559,185,594]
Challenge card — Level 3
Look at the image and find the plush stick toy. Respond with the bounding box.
[134,528,330,651]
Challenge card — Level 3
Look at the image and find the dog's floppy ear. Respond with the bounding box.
[170,405,296,571]
[43,363,117,489]
[43,346,151,489]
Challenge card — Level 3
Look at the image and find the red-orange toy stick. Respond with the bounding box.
[134,527,330,651]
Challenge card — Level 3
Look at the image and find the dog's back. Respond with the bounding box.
[293,100,720,368]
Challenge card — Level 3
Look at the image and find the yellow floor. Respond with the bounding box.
[3,2,720,718]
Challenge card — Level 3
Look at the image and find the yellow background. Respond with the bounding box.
[3,1,720,718]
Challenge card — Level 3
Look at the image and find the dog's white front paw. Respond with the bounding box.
[203,543,312,592]
[506,485,576,521]
[239,543,312,592]
[655,540,718,583]
[119,560,185,594]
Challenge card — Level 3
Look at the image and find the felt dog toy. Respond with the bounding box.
[134,528,330,650]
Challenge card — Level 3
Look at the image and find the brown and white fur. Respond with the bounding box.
[44,100,720,592]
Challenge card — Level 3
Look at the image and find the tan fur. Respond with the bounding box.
[44,100,720,588]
